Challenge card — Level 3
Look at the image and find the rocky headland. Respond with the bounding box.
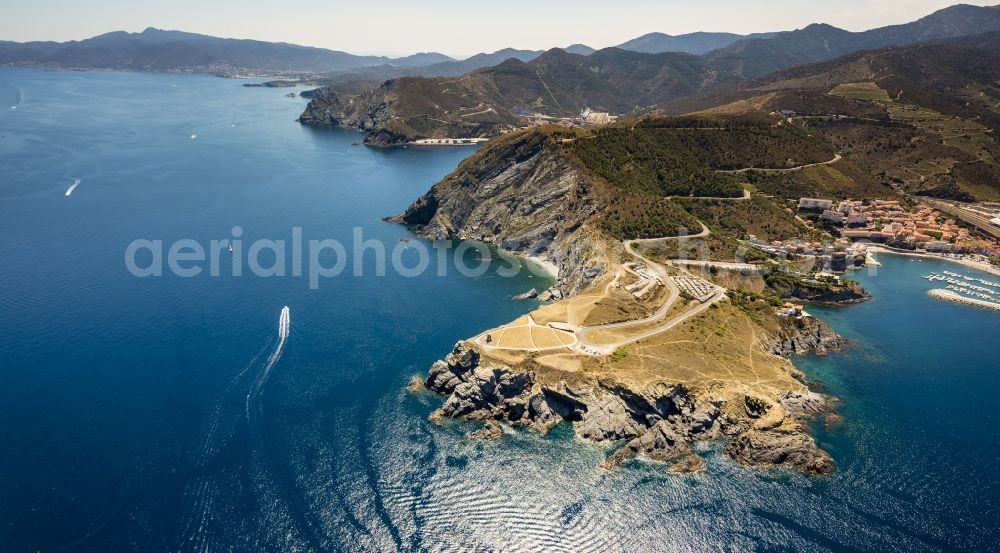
[423,342,834,475]
[768,315,848,357]
[297,77,522,146]
[390,124,854,475]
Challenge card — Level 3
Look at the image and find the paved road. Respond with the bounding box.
[573,223,726,355]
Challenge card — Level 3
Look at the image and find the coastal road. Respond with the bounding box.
[594,289,726,354]
[587,225,710,330]
[667,188,752,201]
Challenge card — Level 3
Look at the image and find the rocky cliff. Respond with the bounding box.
[425,343,833,475]
[767,315,847,357]
[391,129,609,295]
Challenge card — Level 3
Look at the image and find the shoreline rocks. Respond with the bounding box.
[424,343,834,476]
[783,281,871,305]
[768,315,847,357]
[513,288,538,300]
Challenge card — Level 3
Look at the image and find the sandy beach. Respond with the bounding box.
[526,255,560,279]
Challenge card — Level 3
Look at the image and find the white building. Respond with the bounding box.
[846,212,869,226]
[821,210,845,223]
[926,241,953,252]
[799,198,834,211]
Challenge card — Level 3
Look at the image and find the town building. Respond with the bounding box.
[798,198,834,211]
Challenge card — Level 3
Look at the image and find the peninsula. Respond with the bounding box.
[397,119,862,474]
[394,31,1000,473]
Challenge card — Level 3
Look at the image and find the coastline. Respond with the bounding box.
[868,246,1000,279]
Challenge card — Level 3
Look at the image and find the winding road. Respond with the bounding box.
[571,222,726,355]
[715,153,842,175]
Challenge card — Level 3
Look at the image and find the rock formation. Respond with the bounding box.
[767,315,847,357]
[425,343,833,475]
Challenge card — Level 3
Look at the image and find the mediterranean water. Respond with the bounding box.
[0,69,997,552]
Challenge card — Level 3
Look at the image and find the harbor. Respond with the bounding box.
[923,269,1000,310]
[928,288,1000,312]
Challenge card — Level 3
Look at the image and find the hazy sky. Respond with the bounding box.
[1,0,994,57]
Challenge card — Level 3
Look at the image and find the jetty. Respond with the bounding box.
[928,288,1000,312]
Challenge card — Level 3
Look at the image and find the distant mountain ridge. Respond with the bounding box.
[0,27,455,73]
[709,3,1000,77]
[296,2,1000,145]
[616,31,777,55]
[297,46,737,144]
[6,5,998,78]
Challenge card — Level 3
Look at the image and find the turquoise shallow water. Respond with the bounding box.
[0,69,998,552]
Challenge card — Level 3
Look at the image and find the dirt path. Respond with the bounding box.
[715,153,842,174]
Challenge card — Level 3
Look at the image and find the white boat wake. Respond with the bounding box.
[64,178,81,196]
[180,306,293,549]
[245,306,290,418]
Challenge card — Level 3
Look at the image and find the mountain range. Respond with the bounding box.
[297,4,1000,148]
[7,5,998,77]
[0,27,768,75]
[616,31,777,55]
[296,47,733,144]
[707,3,1000,77]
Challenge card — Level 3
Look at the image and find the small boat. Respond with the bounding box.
[228,243,234,253]
[190,134,197,139]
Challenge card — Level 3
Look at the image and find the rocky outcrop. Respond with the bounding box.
[425,343,832,475]
[392,130,608,296]
[513,288,538,300]
[297,85,402,144]
[767,315,847,357]
[724,427,833,475]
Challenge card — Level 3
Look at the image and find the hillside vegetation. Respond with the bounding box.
[660,37,1000,201]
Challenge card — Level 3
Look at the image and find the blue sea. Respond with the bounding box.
[0,69,997,552]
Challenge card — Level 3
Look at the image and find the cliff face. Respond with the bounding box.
[426,343,833,475]
[393,130,608,295]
